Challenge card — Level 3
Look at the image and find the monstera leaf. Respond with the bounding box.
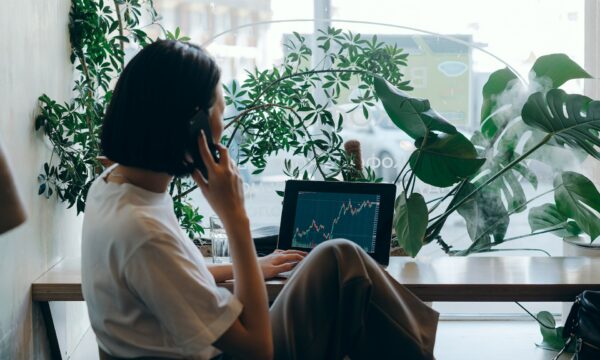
[475,146,533,215]
[393,192,428,257]
[530,53,591,88]
[480,67,518,138]
[374,76,457,139]
[554,171,600,241]
[454,182,510,249]
[528,203,582,238]
[409,133,485,188]
[481,53,590,140]
[522,89,600,159]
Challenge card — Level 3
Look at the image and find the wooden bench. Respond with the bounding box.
[32,256,600,359]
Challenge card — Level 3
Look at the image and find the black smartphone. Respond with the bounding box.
[187,109,220,179]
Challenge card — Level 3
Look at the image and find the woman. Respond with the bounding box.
[82,40,438,360]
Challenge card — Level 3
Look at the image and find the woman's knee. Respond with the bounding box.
[314,238,360,253]
[309,239,363,266]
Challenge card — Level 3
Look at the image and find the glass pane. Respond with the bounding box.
[149,0,586,316]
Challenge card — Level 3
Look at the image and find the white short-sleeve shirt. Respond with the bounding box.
[82,166,242,359]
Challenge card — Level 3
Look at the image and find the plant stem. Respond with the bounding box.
[426,195,446,205]
[113,0,125,67]
[475,248,552,256]
[502,226,564,242]
[393,159,410,185]
[298,122,328,180]
[461,186,558,254]
[224,103,284,130]
[514,302,556,329]
[77,54,100,155]
[428,181,462,214]
[426,133,552,234]
[225,103,292,148]
[466,225,565,255]
[404,131,429,196]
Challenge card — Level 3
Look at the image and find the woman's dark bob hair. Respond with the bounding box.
[101,40,221,176]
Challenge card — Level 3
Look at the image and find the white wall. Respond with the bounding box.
[0,1,87,358]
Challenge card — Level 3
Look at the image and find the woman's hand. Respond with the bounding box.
[258,249,308,279]
[192,131,247,225]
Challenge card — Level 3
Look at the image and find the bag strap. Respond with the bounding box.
[562,295,582,339]
[552,336,573,360]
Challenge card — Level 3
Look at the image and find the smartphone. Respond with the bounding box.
[187,110,220,179]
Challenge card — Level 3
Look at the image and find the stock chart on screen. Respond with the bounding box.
[291,191,380,252]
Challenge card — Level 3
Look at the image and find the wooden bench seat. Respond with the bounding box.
[31,256,600,360]
[33,256,600,303]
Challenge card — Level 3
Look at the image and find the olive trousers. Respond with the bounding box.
[270,239,438,360]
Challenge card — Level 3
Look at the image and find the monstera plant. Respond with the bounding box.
[374,53,599,257]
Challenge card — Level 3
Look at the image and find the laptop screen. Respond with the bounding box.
[291,191,380,253]
[278,180,396,265]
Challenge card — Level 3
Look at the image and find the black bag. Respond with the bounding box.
[558,290,600,359]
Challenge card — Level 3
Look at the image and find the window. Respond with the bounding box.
[151,0,591,318]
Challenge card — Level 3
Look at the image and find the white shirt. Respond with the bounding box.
[82,166,242,359]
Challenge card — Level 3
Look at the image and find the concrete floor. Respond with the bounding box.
[70,320,571,359]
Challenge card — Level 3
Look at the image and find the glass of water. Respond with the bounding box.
[210,216,230,263]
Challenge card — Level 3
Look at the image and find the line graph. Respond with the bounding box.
[292,191,380,252]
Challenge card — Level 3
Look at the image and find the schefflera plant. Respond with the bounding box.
[375,53,600,257]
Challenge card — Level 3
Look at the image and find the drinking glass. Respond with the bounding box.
[210,216,230,263]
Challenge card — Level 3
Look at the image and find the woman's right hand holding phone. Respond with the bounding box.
[191,130,247,226]
[193,130,274,359]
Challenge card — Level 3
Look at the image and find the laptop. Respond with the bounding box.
[277,180,397,267]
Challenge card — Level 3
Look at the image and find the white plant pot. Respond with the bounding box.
[561,236,600,323]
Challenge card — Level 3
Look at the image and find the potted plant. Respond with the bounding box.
[34,1,411,246]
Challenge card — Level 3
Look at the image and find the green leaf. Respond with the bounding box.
[480,67,518,137]
[522,89,600,159]
[554,171,600,241]
[530,53,591,88]
[393,192,428,257]
[455,182,509,246]
[536,311,566,351]
[528,203,582,237]
[409,133,485,188]
[513,163,538,190]
[374,76,457,139]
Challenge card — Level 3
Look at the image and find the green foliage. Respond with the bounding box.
[36,4,412,241]
[373,76,456,139]
[376,52,600,257]
[522,89,600,159]
[480,67,518,138]
[455,182,509,249]
[535,311,569,351]
[35,0,205,239]
[223,29,411,181]
[528,203,582,238]
[554,172,600,241]
[409,133,485,188]
[530,53,592,89]
[393,192,428,257]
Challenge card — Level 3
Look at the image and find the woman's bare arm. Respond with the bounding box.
[193,133,272,360]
